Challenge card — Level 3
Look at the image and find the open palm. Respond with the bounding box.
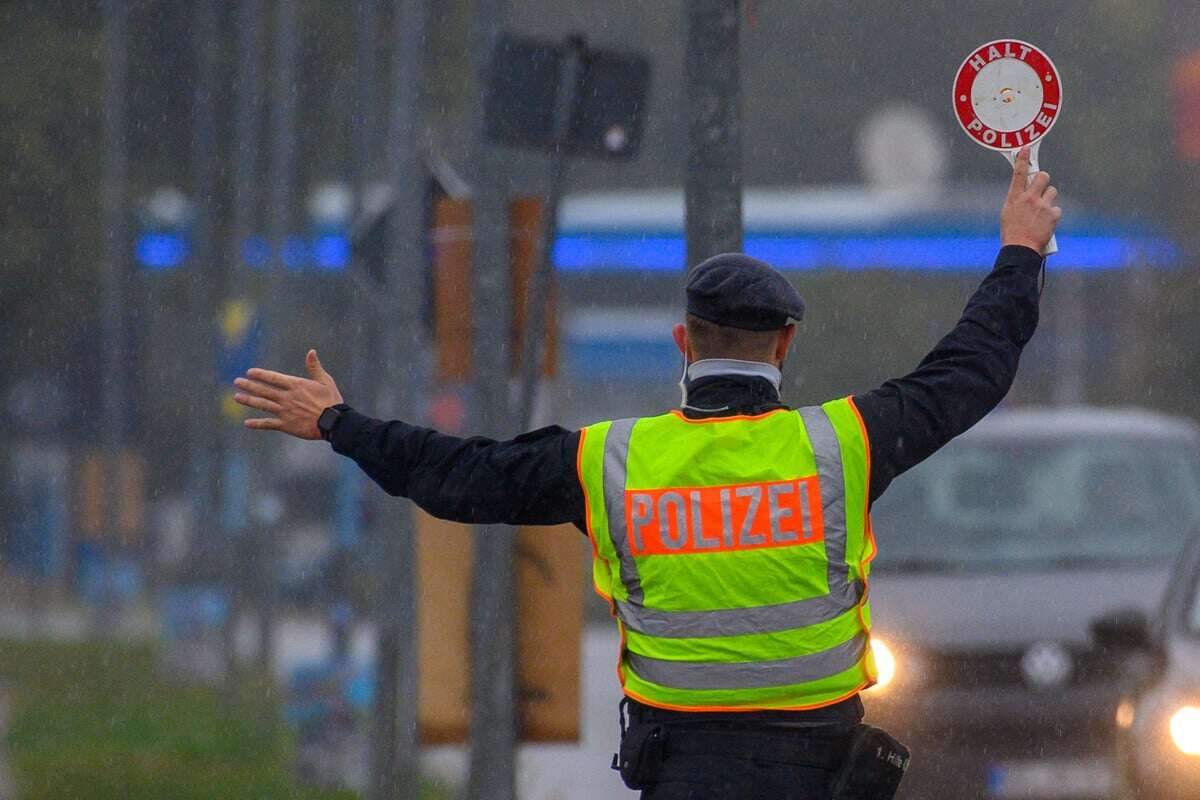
[233,349,344,440]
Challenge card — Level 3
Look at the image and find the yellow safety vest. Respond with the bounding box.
[577,398,877,711]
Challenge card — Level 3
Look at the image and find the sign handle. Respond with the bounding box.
[1003,141,1058,256]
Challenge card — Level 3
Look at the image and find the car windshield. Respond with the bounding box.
[871,434,1200,571]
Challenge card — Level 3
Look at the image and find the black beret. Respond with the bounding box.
[685,253,805,331]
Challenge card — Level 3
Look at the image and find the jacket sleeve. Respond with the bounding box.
[328,408,587,529]
[852,244,1044,504]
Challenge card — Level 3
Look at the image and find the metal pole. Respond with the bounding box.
[684,0,743,268]
[516,37,582,432]
[229,0,265,276]
[222,0,266,693]
[262,0,301,688]
[189,0,220,444]
[355,0,383,200]
[1164,0,1200,254]
[369,1,430,797]
[187,0,225,690]
[332,0,381,681]
[99,0,128,630]
[1119,252,1154,401]
[183,3,220,621]
[1052,269,1087,405]
[466,1,516,798]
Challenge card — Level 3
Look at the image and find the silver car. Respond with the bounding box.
[863,406,1200,800]
[1109,534,1200,800]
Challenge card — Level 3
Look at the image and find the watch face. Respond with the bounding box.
[318,407,340,438]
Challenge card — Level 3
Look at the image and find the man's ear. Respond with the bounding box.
[672,323,689,359]
[775,324,797,366]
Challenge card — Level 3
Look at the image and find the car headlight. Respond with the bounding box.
[869,638,897,692]
[1115,698,1135,730]
[1169,706,1200,755]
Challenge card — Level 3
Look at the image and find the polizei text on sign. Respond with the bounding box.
[952,39,1062,152]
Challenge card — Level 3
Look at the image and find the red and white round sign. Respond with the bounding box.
[953,39,1062,152]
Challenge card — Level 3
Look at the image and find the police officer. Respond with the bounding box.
[234,147,1060,799]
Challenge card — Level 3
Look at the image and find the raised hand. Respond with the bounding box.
[233,349,344,440]
[1000,146,1062,253]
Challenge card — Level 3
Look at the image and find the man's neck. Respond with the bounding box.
[680,359,784,415]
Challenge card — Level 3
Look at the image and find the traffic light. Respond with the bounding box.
[486,33,651,160]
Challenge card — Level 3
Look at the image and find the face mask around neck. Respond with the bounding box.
[679,358,784,408]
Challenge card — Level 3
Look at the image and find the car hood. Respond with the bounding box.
[868,565,1171,651]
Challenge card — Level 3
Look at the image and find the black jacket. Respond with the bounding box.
[329,244,1044,725]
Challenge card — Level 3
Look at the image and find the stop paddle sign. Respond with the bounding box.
[953,39,1063,254]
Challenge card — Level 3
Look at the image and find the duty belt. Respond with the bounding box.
[661,727,850,771]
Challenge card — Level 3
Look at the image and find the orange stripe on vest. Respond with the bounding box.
[625,477,825,556]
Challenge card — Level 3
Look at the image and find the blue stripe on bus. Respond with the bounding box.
[552,233,1178,273]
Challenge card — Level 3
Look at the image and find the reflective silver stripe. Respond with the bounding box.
[768,482,796,542]
[627,633,869,690]
[616,580,861,638]
[797,406,849,596]
[719,488,734,547]
[735,485,763,545]
[797,484,812,540]
[603,417,643,604]
[628,492,653,552]
[659,491,688,549]
[692,490,720,549]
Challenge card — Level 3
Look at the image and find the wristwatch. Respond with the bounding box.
[317,404,349,441]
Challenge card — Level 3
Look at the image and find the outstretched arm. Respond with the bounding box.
[854,147,1061,504]
[233,350,585,528]
[327,411,584,527]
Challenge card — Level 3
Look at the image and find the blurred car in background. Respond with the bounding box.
[1107,536,1200,800]
[864,406,1200,800]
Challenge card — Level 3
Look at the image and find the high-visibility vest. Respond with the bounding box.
[577,398,877,711]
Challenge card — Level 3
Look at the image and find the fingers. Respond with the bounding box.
[233,377,283,402]
[244,417,284,431]
[233,392,282,415]
[1027,170,1050,196]
[305,349,329,383]
[246,367,299,389]
[1009,147,1032,194]
[1029,174,1060,220]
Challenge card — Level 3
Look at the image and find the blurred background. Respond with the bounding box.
[4,1,1200,798]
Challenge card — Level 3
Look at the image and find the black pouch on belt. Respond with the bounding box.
[612,723,667,790]
[827,724,911,800]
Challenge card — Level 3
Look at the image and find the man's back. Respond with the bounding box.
[233,147,1061,798]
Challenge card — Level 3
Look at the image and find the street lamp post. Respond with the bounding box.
[466,1,517,798]
[685,0,744,268]
[368,3,430,798]
[99,0,129,635]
